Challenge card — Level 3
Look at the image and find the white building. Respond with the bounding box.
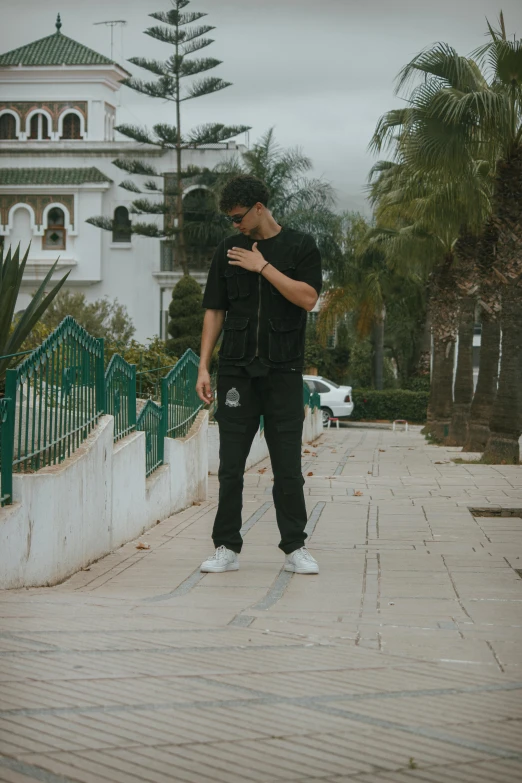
[0,15,244,342]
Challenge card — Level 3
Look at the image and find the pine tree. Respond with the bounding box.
[87,0,250,275]
[166,274,204,356]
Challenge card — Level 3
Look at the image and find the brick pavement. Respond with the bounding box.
[0,424,521,782]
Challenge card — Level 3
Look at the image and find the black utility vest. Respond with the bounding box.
[219,230,308,371]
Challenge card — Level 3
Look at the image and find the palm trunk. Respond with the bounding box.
[446,297,475,446]
[427,337,455,442]
[481,147,522,463]
[482,289,522,463]
[463,314,500,452]
[372,314,384,390]
[423,254,459,440]
[415,308,431,379]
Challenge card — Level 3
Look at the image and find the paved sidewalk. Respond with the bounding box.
[1,425,522,783]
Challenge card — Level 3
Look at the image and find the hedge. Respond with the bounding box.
[349,388,429,423]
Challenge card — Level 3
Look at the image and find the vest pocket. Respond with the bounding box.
[221,316,249,359]
[225,266,250,300]
[270,259,296,297]
[268,317,302,362]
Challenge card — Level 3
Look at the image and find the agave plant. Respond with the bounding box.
[0,243,70,388]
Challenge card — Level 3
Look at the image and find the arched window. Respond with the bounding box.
[29,113,50,141]
[0,114,16,140]
[61,113,82,140]
[43,207,66,250]
[112,207,131,243]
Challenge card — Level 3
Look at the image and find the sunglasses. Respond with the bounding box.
[227,204,255,225]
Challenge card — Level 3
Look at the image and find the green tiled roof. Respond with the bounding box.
[0,168,113,185]
[0,31,119,68]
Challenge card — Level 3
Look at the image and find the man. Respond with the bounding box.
[196,174,322,575]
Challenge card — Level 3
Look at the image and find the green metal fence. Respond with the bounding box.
[311,390,321,411]
[4,316,104,482]
[0,319,321,506]
[105,354,137,442]
[162,349,203,439]
[0,396,14,506]
[136,399,164,477]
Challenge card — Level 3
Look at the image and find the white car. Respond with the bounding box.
[303,375,354,426]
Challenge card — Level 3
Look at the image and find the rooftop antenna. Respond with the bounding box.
[93,19,127,60]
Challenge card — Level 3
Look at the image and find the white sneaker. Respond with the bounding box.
[200,545,239,573]
[284,547,319,574]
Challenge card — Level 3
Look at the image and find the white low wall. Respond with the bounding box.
[208,406,323,474]
[0,411,208,589]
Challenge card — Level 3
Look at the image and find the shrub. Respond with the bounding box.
[105,336,177,399]
[350,389,428,423]
[38,291,135,345]
[404,375,431,392]
[166,275,204,356]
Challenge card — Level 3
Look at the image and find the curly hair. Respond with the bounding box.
[219,175,270,213]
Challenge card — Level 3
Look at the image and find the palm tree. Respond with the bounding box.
[445,233,479,446]
[316,210,428,391]
[362,156,488,440]
[208,128,339,261]
[316,213,388,389]
[383,15,522,461]
[463,221,502,451]
[463,312,500,452]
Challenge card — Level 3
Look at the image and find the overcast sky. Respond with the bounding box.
[3,0,522,213]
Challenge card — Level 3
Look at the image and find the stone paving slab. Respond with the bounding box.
[0,424,522,781]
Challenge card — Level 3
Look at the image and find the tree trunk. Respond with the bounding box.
[427,338,455,442]
[482,289,522,464]
[481,147,522,463]
[446,297,475,446]
[175,43,188,277]
[463,315,500,452]
[415,308,432,379]
[372,315,384,390]
[423,254,459,439]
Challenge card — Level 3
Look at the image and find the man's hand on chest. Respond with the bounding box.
[226,242,267,273]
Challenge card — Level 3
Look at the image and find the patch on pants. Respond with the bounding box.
[225,387,241,407]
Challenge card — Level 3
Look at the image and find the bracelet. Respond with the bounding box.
[259,261,270,275]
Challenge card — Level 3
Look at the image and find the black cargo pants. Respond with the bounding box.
[212,371,307,554]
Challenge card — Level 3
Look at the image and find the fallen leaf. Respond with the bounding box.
[379,449,386,452]
[311,452,318,457]
[192,501,201,506]
[81,567,91,571]
[136,542,151,550]
[303,449,311,454]
[349,455,355,458]
[353,490,363,496]
[258,467,267,473]
[307,471,314,476]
